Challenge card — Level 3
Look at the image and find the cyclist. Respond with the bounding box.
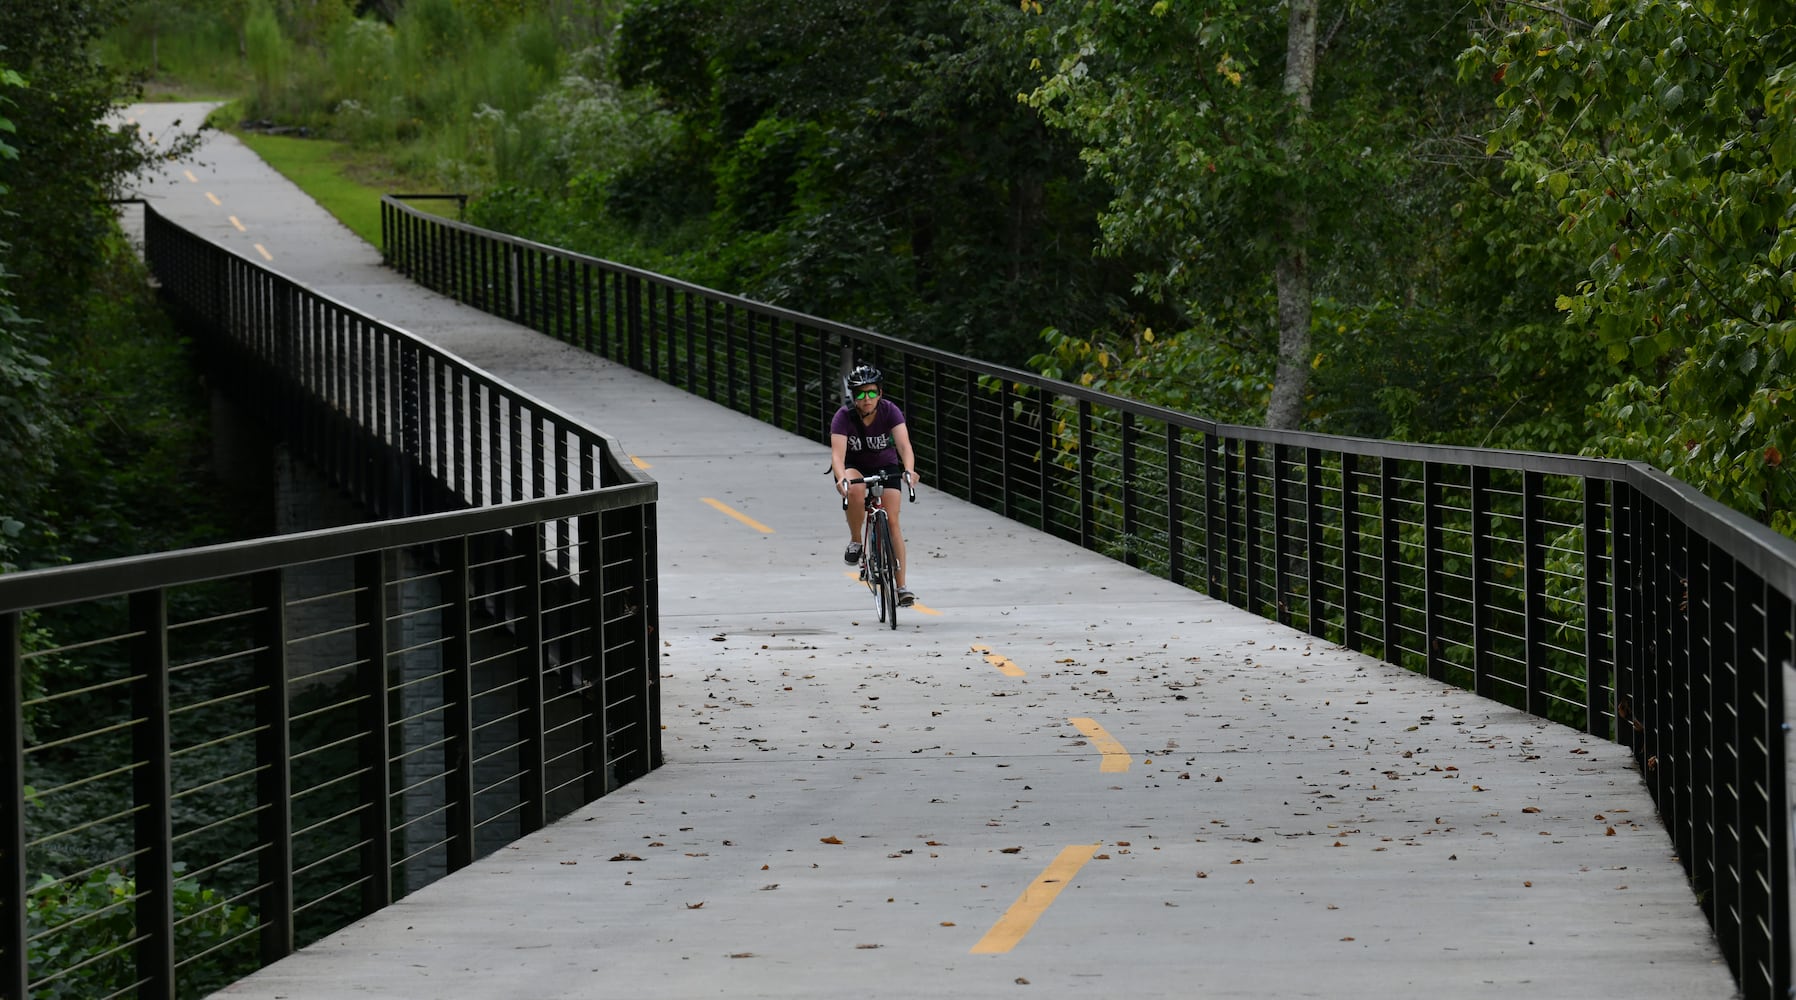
[830,364,921,607]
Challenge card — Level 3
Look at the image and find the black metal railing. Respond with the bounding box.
[384,193,1795,998]
[2,205,660,999]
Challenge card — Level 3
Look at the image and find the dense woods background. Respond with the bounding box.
[6,0,1794,545]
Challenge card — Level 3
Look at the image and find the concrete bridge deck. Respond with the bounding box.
[123,104,1736,999]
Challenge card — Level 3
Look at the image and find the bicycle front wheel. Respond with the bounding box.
[872,513,898,629]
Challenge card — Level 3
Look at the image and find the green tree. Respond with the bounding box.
[0,62,52,567]
[611,0,1140,362]
[1467,0,1796,529]
[1026,0,1488,428]
[0,0,194,330]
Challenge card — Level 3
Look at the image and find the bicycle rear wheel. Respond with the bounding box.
[872,513,898,628]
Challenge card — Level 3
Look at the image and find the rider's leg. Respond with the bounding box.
[885,489,907,589]
[843,467,867,544]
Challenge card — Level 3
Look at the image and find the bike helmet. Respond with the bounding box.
[846,364,882,389]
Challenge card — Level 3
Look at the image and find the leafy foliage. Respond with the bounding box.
[1467,0,1796,529]
[26,867,257,999]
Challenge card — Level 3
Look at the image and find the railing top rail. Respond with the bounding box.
[1623,462,1796,593]
[0,482,654,614]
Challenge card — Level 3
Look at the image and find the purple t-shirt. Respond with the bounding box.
[831,398,905,472]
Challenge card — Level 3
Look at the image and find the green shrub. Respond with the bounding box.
[27,867,258,1000]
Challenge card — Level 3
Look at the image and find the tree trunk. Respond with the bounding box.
[1266,0,1318,430]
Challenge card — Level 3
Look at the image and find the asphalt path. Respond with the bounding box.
[119,104,1738,1000]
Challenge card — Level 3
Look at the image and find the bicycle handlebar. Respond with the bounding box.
[839,471,917,509]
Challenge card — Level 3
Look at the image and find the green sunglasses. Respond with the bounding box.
[854,388,880,399]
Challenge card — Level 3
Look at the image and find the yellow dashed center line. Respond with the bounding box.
[701,498,772,534]
[970,843,1100,954]
[970,643,1024,677]
[630,455,651,470]
[205,192,221,206]
[1069,717,1132,772]
[253,244,273,262]
[183,169,198,183]
[228,216,246,232]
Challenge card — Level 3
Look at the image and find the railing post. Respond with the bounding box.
[1584,476,1610,735]
[1304,448,1324,638]
[744,311,758,418]
[1470,465,1494,700]
[129,590,175,999]
[1613,482,1638,743]
[1423,461,1445,682]
[705,299,719,402]
[1272,443,1291,625]
[2,611,24,1000]
[1341,453,1362,652]
[963,369,978,499]
[791,318,807,434]
[1167,424,1184,587]
[354,552,394,914]
[509,398,525,505]
[1034,384,1048,527]
[1204,432,1223,597]
[582,260,595,354]
[1241,440,1259,612]
[402,341,422,516]
[686,292,698,395]
[508,246,521,321]
[446,541,477,872]
[580,477,608,801]
[1077,399,1094,551]
[521,521,547,835]
[1121,412,1138,569]
[1001,380,1018,523]
[770,315,783,429]
[1379,457,1400,663]
[720,302,738,412]
[462,377,479,506]
[641,504,664,771]
[252,568,295,965]
[1523,469,1549,714]
[627,276,644,372]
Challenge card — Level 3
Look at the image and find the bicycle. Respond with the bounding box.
[841,470,915,628]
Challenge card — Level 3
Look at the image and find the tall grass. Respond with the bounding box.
[102,0,693,264]
[243,0,290,113]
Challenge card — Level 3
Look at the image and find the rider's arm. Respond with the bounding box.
[893,422,920,486]
[830,433,850,493]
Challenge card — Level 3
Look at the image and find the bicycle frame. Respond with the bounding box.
[842,471,914,627]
